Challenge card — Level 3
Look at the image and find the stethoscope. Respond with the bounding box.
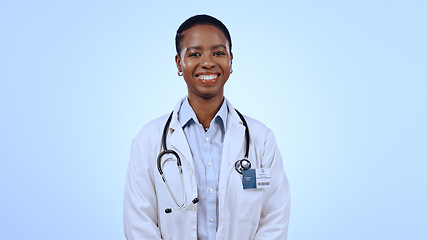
[157,109,251,214]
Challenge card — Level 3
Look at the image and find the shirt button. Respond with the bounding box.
[204,137,209,142]
[209,188,214,194]
[209,217,214,222]
[207,162,212,167]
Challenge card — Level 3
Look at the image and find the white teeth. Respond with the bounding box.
[198,74,218,80]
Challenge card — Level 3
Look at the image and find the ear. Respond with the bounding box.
[230,51,233,68]
[175,54,183,72]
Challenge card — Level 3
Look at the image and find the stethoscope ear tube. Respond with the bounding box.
[157,112,188,213]
[165,197,199,214]
[157,112,176,176]
[157,150,182,176]
[158,150,186,212]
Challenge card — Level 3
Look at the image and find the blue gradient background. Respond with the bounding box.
[1,0,426,239]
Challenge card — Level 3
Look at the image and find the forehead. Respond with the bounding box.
[181,24,229,48]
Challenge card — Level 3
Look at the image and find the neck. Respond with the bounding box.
[187,93,224,129]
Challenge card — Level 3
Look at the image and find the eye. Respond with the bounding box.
[188,52,201,57]
[213,51,225,56]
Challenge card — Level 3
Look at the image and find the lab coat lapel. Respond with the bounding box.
[167,98,194,168]
[168,122,193,168]
[219,100,246,192]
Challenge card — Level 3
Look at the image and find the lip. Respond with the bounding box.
[195,72,221,84]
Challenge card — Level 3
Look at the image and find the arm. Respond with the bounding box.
[123,137,162,240]
[254,130,291,240]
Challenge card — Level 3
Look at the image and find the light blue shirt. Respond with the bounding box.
[178,97,228,240]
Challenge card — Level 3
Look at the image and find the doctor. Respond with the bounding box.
[124,15,290,240]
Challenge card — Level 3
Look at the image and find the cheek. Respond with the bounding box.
[220,59,232,69]
[182,59,197,71]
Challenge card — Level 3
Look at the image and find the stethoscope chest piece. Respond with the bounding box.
[235,158,251,174]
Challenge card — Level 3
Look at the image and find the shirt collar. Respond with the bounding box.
[178,97,228,131]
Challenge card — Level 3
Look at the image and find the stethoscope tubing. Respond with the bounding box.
[234,109,250,159]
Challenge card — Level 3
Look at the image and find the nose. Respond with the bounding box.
[200,54,215,69]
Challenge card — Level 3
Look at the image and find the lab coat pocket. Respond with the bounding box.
[236,176,264,222]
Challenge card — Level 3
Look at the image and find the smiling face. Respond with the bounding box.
[175,24,233,102]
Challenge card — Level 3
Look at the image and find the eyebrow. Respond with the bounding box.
[212,44,227,49]
[186,46,202,51]
[186,45,227,51]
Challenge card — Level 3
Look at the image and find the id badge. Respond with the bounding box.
[242,168,271,189]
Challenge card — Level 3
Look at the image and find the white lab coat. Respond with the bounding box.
[124,98,290,240]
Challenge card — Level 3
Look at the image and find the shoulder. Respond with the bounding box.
[132,113,170,147]
[227,99,272,137]
[238,113,275,140]
[226,97,276,144]
[235,112,280,168]
[229,110,278,153]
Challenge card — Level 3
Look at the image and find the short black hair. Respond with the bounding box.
[175,14,232,55]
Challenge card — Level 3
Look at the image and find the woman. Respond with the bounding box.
[124,14,290,240]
